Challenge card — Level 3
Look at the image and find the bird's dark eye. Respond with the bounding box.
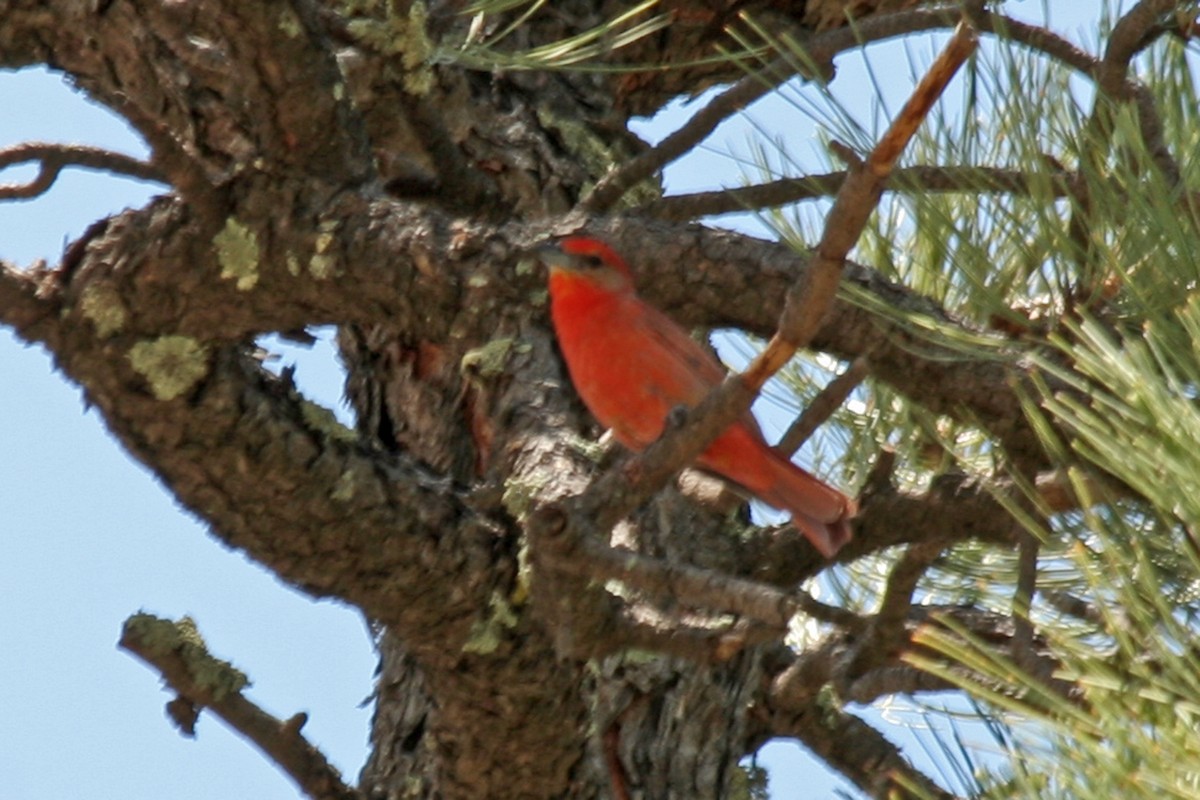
[579,254,604,269]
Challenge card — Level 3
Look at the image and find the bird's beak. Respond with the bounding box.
[533,243,574,273]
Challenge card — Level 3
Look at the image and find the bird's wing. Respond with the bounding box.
[631,300,769,438]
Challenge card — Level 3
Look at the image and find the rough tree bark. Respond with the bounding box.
[2,1,1190,799]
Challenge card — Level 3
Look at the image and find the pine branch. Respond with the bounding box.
[775,356,869,457]
[775,698,961,800]
[646,165,1073,221]
[579,5,974,215]
[579,56,799,214]
[844,542,944,679]
[970,5,1181,184]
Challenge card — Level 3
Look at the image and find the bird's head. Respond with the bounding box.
[536,236,634,291]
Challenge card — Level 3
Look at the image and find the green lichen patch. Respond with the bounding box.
[214,217,260,291]
[397,2,433,95]
[123,613,249,701]
[128,335,210,401]
[344,1,433,95]
[309,219,340,280]
[513,255,538,277]
[309,252,337,280]
[501,474,541,520]
[462,591,520,655]
[460,338,514,379]
[567,432,606,463]
[78,283,128,338]
[276,6,303,37]
[300,399,357,443]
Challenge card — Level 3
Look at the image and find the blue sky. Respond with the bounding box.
[1,6,1108,798]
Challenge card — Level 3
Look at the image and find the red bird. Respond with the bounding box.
[539,236,855,558]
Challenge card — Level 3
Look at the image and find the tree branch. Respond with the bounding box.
[970,5,1181,185]
[774,699,960,800]
[579,57,799,214]
[739,468,1020,588]
[1095,0,1181,183]
[579,5,976,214]
[1040,590,1106,626]
[0,142,164,200]
[0,259,60,342]
[120,614,361,800]
[842,541,944,680]
[7,249,502,637]
[529,506,799,632]
[0,194,1050,475]
[775,356,869,457]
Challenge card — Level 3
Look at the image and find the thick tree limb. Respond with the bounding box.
[579,56,799,214]
[7,250,500,634]
[119,614,361,800]
[0,1,374,201]
[531,457,1083,653]
[0,196,1040,467]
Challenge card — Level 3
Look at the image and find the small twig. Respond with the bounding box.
[647,164,1073,221]
[839,664,958,705]
[776,356,869,457]
[794,589,867,632]
[0,142,164,201]
[616,615,779,663]
[1040,590,1105,627]
[0,259,60,339]
[1096,0,1181,184]
[530,509,799,629]
[874,543,942,633]
[579,57,798,213]
[119,613,361,800]
[1103,0,1179,77]
[1011,529,1040,670]
[844,541,943,679]
[973,6,1181,184]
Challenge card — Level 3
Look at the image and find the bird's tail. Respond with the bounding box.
[756,454,856,559]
